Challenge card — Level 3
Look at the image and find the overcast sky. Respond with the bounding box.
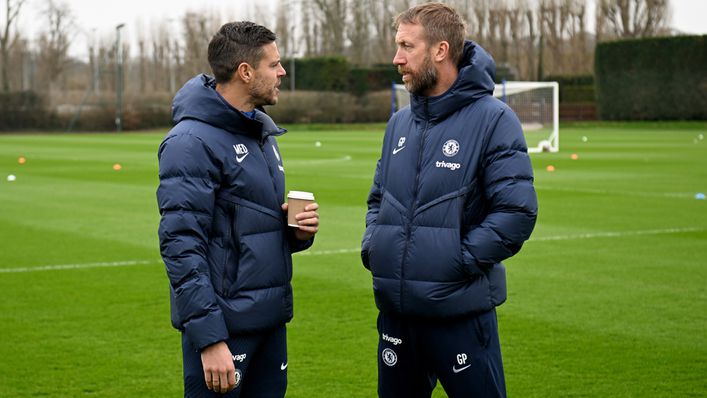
[11,0,707,58]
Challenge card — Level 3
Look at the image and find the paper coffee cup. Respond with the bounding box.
[287,191,315,227]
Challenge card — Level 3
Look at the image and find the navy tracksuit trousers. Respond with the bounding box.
[377,309,506,398]
[182,325,287,398]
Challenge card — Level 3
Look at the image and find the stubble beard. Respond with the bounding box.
[249,79,279,107]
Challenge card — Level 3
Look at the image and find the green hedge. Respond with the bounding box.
[349,65,400,96]
[0,91,56,131]
[266,90,391,124]
[281,57,350,91]
[595,35,706,120]
[282,57,399,95]
[545,74,596,103]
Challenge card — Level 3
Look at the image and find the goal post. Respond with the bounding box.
[391,80,560,153]
[494,81,559,153]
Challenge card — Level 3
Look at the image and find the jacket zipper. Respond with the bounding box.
[222,204,237,296]
[259,137,290,279]
[259,138,280,200]
[399,99,430,313]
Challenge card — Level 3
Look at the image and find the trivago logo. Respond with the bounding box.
[436,160,461,171]
[382,333,403,346]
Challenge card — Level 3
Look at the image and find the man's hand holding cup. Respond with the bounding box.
[283,191,319,241]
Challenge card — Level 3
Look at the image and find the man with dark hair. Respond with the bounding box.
[157,21,319,397]
[361,3,537,398]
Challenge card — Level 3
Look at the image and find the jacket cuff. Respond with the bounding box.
[288,230,314,253]
[184,311,230,351]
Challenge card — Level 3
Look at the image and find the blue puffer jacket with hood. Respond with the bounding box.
[361,41,537,318]
[157,74,312,350]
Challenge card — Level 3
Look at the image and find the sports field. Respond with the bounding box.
[0,121,705,397]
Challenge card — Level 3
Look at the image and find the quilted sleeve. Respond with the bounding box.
[461,108,538,273]
[157,132,229,350]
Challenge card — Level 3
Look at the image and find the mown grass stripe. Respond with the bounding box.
[3,227,702,273]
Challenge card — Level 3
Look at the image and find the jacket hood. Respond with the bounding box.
[171,74,285,140]
[410,40,496,122]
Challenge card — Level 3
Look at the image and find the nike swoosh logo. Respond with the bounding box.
[392,146,405,155]
[280,362,288,371]
[452,364,471,374]
[236,153,248,163]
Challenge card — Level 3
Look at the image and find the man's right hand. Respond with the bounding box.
[201,341,236,394]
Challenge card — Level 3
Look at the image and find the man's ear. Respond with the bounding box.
[433,41,450,63]
[236,62,253,83]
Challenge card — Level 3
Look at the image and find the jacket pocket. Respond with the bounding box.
[405,225,466,281]
[471,311,491,348]
[407,192,469,282]
[367,192,409,277]
[221,204,240,296]
[232,230,287,294]
[216,194,286,296]
[360,224,378,270]
[228,202,287,296]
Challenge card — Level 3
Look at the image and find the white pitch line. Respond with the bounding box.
[295,248,360,256]
[1,227,703,273]
[531,227,704,241]
[0,260,156,274]
[287,155,352,165]
[534,185,692,199]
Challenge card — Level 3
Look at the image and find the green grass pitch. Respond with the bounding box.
[0,121,706,397]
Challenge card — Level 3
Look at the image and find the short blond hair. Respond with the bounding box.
[394,2,467,65]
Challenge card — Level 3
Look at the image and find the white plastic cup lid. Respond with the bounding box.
[288,190,315,200]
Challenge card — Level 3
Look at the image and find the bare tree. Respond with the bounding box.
[311,0,346,55]
[36,0,75,92]
[539,0,562,76]
[274,1,291,58]
[470,0,491,44]
[507,0,529,79]
[181,11,216,78]
[166,39,180,92]
[299,0,314,56]
[490,3,510,64]
[368,0,400,64]
[150,21,173,92]
[596,0,670,41]
[568,0,589,73]
[138,40,147,93]
[12,37,30,89]
[524,6,538,80]
[536,0,590,76]
[0,0,26,92]
[347,0,370,65]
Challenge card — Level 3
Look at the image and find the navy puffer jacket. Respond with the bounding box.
[157,74,312,350]
[361,41,537,318]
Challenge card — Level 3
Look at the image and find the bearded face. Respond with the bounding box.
[394,22,442,97]
[249,42,285,107]
[398,52,438,95]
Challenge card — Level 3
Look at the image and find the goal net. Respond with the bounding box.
[392,81,559,153]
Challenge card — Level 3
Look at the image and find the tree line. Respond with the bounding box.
[1,0,672,99]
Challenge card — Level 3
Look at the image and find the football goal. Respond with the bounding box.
[392,81,559,153]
